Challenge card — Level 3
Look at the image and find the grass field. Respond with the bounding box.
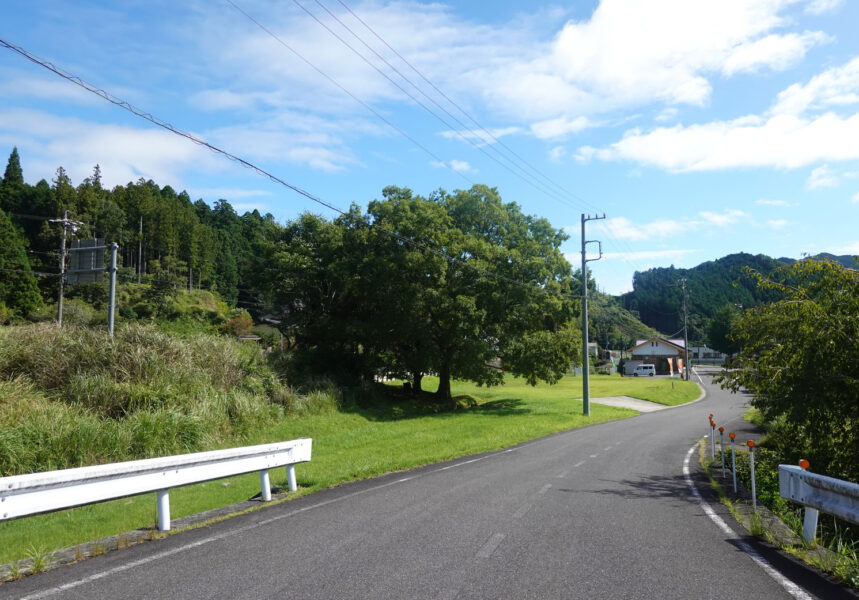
[0,373,699,566]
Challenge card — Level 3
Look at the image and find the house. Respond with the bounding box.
[625,338,686,375]
[689,345,728,364]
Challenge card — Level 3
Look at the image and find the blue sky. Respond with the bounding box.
[2,0,858,294]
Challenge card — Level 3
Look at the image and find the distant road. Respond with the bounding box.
[3,370,852,599]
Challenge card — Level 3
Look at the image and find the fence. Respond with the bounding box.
[0,438,312,531]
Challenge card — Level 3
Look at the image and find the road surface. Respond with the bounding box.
[2,368,852,599]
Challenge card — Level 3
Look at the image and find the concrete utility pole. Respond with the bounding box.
[680,278,691,381]
[49,210,82,327]
[107,243,118,336]
[581,213,606,416]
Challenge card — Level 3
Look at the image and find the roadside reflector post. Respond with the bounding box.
[799,459,819,545]
[709,420,716,461]
[260,470,272,502]
[748,441,757,511]
[729,433,737,493]
[157,489,171,531]
[718,427,726,477]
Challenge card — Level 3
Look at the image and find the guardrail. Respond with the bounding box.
[0,438,312,531]
[779,464,859,544]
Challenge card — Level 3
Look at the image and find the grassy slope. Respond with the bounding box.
[0,373,698,564]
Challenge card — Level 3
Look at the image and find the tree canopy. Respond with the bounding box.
[717,259,859,481]
[259,185,580,401]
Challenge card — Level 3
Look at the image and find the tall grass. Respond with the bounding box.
[0,323,328,476]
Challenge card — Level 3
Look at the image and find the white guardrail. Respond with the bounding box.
[0,438,311,531]
[779,464,859,544]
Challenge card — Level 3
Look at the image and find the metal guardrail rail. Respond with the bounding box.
[779,464,859,543]
[0,438,312,531]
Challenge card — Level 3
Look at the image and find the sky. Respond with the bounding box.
[2,0,858,295]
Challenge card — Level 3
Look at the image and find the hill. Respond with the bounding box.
[618,251,857,341]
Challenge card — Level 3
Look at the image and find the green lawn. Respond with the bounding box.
[0,374,699,565]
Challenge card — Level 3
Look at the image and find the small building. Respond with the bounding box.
[626,338,686,375]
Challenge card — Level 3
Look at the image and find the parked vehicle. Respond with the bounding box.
[632,364,656,377]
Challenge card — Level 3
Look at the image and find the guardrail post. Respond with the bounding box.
[748,441,757,511]
[260,470,272,502]
[157,489,171,531]
[286,465,297,492]
[799,459,819,545]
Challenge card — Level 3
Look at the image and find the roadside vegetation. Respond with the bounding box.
[0,322,698,565]
[711,258,858,588]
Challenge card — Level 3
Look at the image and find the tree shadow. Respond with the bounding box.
[555,473,700,507]
[337,384,532,422]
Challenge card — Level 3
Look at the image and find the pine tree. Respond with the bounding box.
[2,147,24,188]
[0,207,43,317]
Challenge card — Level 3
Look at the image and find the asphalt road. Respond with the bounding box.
[2,369,853,599]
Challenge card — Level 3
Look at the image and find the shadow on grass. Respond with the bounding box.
[338,384,532,422]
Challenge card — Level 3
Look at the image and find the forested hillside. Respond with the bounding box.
[0,148,584,398]
[0,147,273,315]
[619,253,791,340]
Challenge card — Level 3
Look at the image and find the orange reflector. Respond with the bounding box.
[747,440,755,448]
[729,433,735,439]
[718,427,724,433]
[799,459,810,470]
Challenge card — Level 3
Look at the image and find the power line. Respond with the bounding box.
[0,37,575,301]
[222,0,473,188]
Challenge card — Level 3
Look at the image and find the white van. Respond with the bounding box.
[632,364,656,377]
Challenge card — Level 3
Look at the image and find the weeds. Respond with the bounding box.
[25,544,51,574]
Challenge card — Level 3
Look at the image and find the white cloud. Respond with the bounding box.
[699,209,746,226]
[548,146,566,162]
[766,219,790,229]
[0,108,222,189]
[832,241,859,254]
[805,0,844,15]
[596,216,686,241]
[581,112,859,171]
[529,116,592,139]
[722,32,829,76]
[806,164,839,189]
[852,191,859,203]
[430,159,475,173]
[599,248,697,262]
[771,56,859,116]
[655,108,679,123]
[481,0,825,122]
[594,209,749,242]
[439,127,523,146]
[756,198,790,206]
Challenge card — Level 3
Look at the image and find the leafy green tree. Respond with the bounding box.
[706,304,740,355]
[0,208,43,316]
[717,260,859,481]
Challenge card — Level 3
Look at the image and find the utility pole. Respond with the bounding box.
[680,278,691,381]
[581,213,606,416]
[107,243,118,336]
[49,210,82,327]
[137,215,143,284]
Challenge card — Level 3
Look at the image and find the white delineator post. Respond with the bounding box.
[729,432,737,494]
[287,465,297,492]
[748,440,757,511]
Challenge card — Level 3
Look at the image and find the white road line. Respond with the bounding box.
[512,503,533,520]
[683,443,813,600]
[574,460,586,468]
[476,533,506,559]
[556,470,569,479]
[589,454,599,458]
[20,447,523,599]
[537,484,552,495]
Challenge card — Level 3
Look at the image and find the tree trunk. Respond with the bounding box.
[412,372,423,396]
[436,361,452,404]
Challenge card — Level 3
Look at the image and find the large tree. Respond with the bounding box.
[0,208,43,317]
[706,303,740,355]
[259,185,580,401]
[717,260,859,481]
